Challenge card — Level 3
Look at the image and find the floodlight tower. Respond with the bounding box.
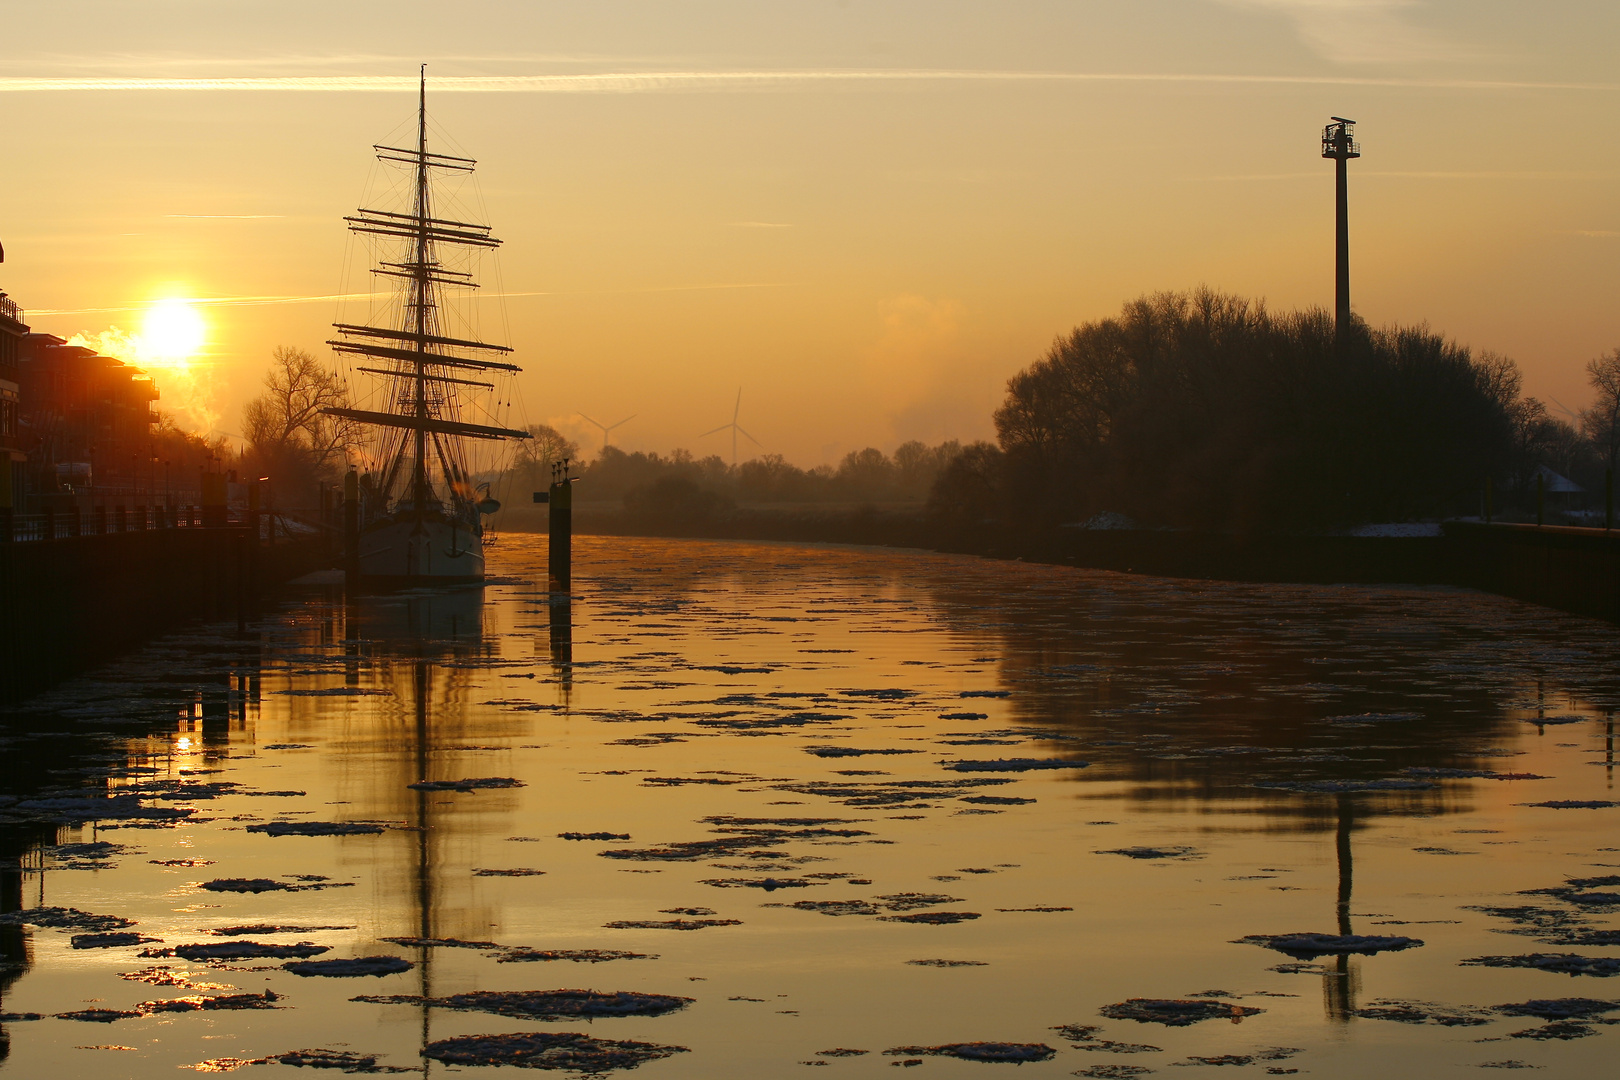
[1322,117,1360,342]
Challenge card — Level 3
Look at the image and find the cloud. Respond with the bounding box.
[64,326,220,435]
[862,295,986,443]
[1216,1,1474,64]
[0,69,1610,95]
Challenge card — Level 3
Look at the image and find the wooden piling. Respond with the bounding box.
[343,468,360,588]
[548,476,572,589]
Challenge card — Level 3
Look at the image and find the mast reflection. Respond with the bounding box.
[347,586,493,1075]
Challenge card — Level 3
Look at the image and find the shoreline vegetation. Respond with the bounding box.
[490,289,1620,547]
[481,290,1620,621]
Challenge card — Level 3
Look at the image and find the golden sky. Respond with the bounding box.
[2,1,1617,462]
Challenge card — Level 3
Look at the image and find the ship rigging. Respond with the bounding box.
[324,67,527,583]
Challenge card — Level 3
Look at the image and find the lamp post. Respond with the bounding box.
[1322,117,1360,343]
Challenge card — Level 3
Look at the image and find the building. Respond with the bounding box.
[0,289,25,515]
[15,332,158,503]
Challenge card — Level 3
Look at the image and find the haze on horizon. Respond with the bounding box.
[2,0,1616,464]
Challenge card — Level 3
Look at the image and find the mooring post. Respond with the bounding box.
[1536,472,1545,527]
[1485,478,1493,525]
[0,461,12,543]
[202,470,227,529]
[343,467,360,588]
[235,528,247,635]
[1606,468,1613,532]
[319,483,332,562]
[548,459,573,590]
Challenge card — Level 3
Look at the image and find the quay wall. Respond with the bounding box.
[0,528,325,704]
[1441,521,1620,624]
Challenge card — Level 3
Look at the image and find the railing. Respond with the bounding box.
[1,505,237,542]
[0,506,336,543]
[0,294,21,323]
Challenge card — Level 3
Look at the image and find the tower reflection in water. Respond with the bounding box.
[1326,795,1362,1022]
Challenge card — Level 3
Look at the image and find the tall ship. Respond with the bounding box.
[324,69,527,584]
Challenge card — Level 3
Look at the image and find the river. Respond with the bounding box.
[1,535,1617,1078]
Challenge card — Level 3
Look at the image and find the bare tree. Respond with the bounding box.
[513,423,580,473]
[243,347,358,491]
[1582,348,1620,475]
[503,423,581,502]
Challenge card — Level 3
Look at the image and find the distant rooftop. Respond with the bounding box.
[1535,464,1584,493]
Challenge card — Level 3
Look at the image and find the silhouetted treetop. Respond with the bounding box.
[973,289,1532,531]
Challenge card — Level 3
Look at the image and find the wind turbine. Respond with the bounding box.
[577,411,636,453]
[700,387,761,466]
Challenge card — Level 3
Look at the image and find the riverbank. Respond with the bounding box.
[496,504,1620,623]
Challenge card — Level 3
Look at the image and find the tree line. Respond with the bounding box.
[931,290,1620,533]
[236,346,964,513]
[504,432,964,518]
[238,293,1620,534]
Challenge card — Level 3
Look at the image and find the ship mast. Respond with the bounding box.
[322,67,527,513]
[412,65,431,512]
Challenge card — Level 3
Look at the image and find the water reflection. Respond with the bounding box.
[1,537,1618,1078]
[1327,798,1361,1023]
[550,592,574,695]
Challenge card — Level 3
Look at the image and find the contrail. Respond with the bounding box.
[28,282,786,317]
[0,70,1613,94]
[28,292,385,316]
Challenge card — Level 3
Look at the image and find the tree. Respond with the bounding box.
[508,423,580,493]
[894,439,961,499]
[738,453,819,502]
[989,290,1523,530]
[927,441,1004,529]
[834,448,896,501]
[242,346,358,496]
[1582,348,1620,475]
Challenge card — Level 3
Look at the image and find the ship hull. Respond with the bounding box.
[358,513,485,584]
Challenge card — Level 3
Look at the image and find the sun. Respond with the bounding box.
[142,298,205,364]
